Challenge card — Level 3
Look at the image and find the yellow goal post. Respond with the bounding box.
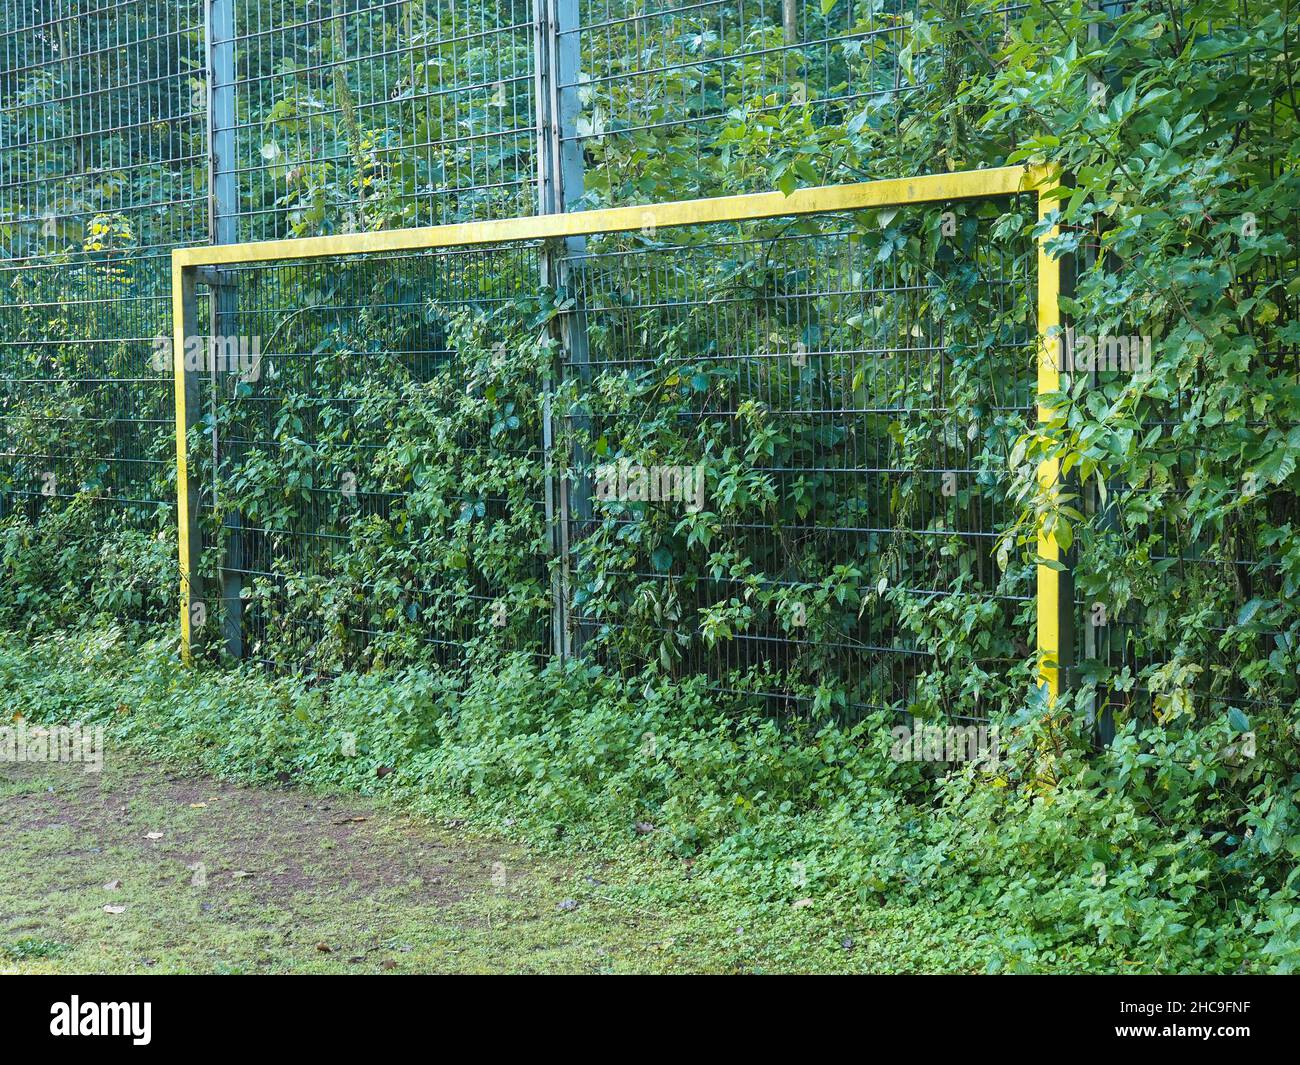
[171,164,1071,696]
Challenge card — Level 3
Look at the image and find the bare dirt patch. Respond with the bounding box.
[0,752,680,974]
[5,759,500,907]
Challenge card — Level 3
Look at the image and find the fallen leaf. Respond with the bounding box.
[381,959,398,970]
[104,905,126,915]
[315,942,332,953]
[189,802,207,809]
[375,766,392,779]
[332,816,368,825]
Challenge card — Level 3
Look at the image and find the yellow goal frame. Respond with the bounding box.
[172,164,1071,696]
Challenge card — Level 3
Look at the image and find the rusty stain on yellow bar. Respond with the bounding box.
[173,164,1067,698]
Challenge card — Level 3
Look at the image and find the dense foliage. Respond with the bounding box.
[2,0,1299,970]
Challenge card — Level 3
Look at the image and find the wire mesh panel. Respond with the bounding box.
[187,245,554,671]
[566,0,1030,209]
[228,0,538,241]
[1069,235,1300,737]
[1038,139,1300,738]
[558,193,1038,722]
[1076,515,1296,738]
[0,0,206,630]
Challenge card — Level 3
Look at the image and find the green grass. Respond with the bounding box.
[0,752,991,974]
[3,627,1294,974]
[0,756,678,974]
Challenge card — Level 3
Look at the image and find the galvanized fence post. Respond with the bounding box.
[207,0,245,659]
[536,0,590,660]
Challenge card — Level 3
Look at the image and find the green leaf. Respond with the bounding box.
[1237,598,1268,627]
[1053,517,1073,552]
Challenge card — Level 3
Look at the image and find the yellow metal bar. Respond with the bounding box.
[172,164,1070,697]
[172,166,1031,268]
[173,265,194,663]
[1029,164,1065,699]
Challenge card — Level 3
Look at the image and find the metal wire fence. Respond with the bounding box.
[0,0,206,629]
[15,0,1008,643]
[565,0,1031,209]
[188,244,553,672]
[227,0,537,241]
[559,198,1037,720]
[4,0,1294,738]
[1061,198,1300,735]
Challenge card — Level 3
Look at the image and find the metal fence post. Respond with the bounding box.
[1033,166,1075,703]
[175,262,203,664]
[782,0,799,45]
[537,0,590,659]
[208,0,237,248]
[207,0,245,659]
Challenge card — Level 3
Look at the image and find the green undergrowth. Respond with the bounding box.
[2,624,1297,974]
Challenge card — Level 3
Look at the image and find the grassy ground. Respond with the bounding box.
[0,752,708,974]
[1,747,1000,974]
